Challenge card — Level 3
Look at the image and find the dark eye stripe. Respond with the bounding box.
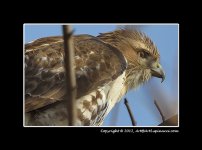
[139,50,150,58]
[144,51,150,57]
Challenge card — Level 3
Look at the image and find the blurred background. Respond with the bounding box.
[24,24,179,126]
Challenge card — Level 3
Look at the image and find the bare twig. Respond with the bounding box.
[124,98,136,126]
[154,100,165,122]
[158,114,178,126]
[62,25,77,126]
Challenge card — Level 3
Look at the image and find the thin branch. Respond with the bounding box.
[158,114,178,126]
[124,98,136,126]
[62,25,77,126]
[154,100,165,122]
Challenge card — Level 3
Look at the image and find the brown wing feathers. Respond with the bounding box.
[25,35,127,112]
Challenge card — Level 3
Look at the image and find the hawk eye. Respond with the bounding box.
[139,51,150,58]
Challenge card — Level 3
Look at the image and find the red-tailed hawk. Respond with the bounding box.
[25,29,165,126]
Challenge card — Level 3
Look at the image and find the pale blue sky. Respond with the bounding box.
[24,24,179,126]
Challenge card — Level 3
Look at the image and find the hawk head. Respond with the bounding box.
[98,29,165,90]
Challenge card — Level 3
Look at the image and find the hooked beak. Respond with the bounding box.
[151,64,165,83]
